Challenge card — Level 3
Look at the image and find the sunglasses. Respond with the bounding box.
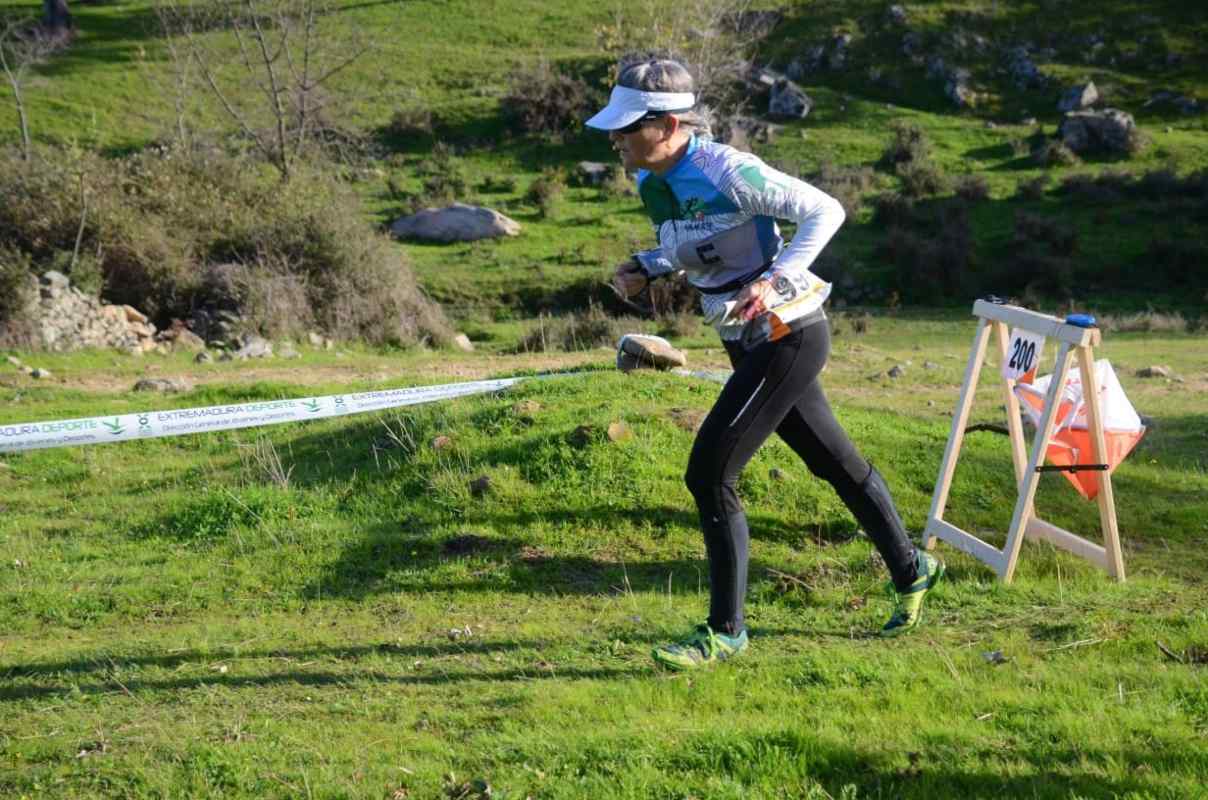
[616,111,670,135]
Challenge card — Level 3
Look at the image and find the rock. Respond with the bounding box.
[30,368,51,379]
[307,331,326,348]
[390,203,521,243]
[453,333,474,352]
[512,399,542,417]
[887,364,906,379]
[886,4,908,25]
[278,342,301,359]
[1058,108,1137,154]
[924,361,939,370]
[431,435,453,451]
[1058,81,1099,112]
[606,421,633,442]
[1005,46,1045,89]
[122,305,149,325]
[1136,365,1171,379]
[234,335,273,360]
[5,356,22,368]
[945,70,976,108]
[826,34,852,71]
[768,78,812,119]
[616,334,687,372]
[133,377,192,393]
[769,467,786,481]
[469,475,492,497]
[40,271,70,296]
[576,161,610,186]
[194,351,213,364]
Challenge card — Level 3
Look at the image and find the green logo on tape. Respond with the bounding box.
[303,399,321,413]
[103,418,125,435]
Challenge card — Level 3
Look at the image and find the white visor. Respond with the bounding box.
[585,85,696,130]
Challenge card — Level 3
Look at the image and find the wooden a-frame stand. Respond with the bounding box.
[921,300,1126,583]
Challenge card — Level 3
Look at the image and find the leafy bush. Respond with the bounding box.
[1058,169,1134,204]
[0,245,37,347]
[1015,175,1049,200]
[515,303,636,352]
[871,193,919,228]
[0,145,452,346]
[954,175,990,202]
[882,204,973,302]
[385,108,434,140]
[895,157,949,198]
[879,122,933,169]
[525,169,567,219]
[1000,212,1078,297]
[812,161,877,217]
[1032,139,1080,167]
[502,61,598,136]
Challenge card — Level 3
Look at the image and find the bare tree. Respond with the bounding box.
[156,0,372,181]
[598,0,767,121]
[0,17,51,161]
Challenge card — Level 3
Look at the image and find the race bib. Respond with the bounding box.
[1002,328,1044,384]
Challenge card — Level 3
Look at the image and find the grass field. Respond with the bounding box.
[2,315,1206,798]
[2,0,1208,796]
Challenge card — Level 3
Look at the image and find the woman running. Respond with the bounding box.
[587,59,944,670]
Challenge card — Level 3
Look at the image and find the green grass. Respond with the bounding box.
[2,317,1206,798]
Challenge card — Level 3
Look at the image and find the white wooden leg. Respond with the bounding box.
[923,319,992,550]
[1000,342,1073,582]
[1077,346,1126,581]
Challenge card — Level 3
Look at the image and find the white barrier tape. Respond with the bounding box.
[0,375,538,454]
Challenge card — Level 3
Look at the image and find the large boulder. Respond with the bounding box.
[390,203,521,243]
[768,79,813,120]
[1058,109,1138,154]
[1058,82,1099,113]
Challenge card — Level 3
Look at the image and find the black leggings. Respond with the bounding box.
[684,319,918,635]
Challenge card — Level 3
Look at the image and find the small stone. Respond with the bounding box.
[512,400,541,417]
[982,650,1010,665]
[769,468,786,481]
[194,351,213,364]
[431,435,453,451]
[133,377,192,393]
[1136,365,1171,378]
[30,368,51,379]
[926,400,936,407]
[452,333,474,352]
[887,364,906,378]
[4,356,22,368]
[469,475,492,497]
[924,361,939,370]
[606,421,633,442]
[307,331,325,348]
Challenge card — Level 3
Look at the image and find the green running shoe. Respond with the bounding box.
[652,624,748,671]
[880,550,945,637]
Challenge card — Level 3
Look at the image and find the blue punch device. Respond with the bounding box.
[1065,313,1097,328]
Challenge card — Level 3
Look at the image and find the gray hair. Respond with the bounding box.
[616,58,713,140]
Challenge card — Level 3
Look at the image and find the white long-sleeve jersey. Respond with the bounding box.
[631,136,844,339]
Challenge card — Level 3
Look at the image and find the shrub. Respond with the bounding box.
[502,61,597,136]
[515,303,636,353]
[879,122,933,169]
[386,108,434,140]
[872,193,918,228]
[478,175,518,194]
[415,141,469,207]
[0,145,452,347]
[882,204,973,302]
[1015,175,1049,200]
[1033,139,1080,167]
[1000,212,1078,297]
[896,157,949,198]
[954,174,990,202]
[812,161,877,217]
[1057,169,1134,205]
[0,245,37,347]
[597,165,636,200]
[1146,237,1208,288]
[525,169,567,219]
